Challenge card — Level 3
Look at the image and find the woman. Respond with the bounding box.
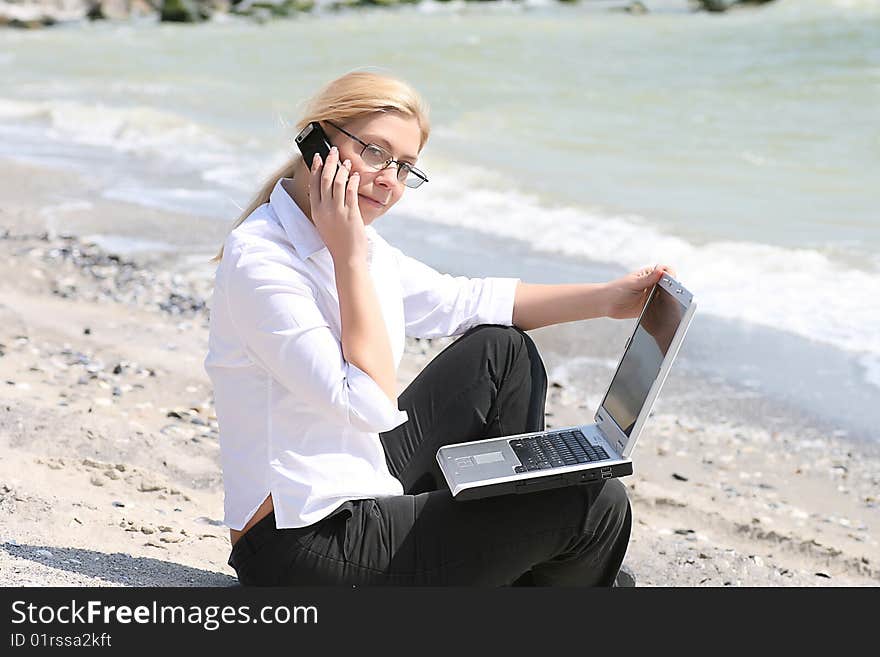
[205,70,674,586]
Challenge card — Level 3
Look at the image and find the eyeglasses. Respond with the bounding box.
[325,120,428,189]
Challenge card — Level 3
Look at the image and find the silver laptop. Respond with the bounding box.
[437,274,696,501]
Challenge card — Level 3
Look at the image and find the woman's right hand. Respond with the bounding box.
[309,146,368,264]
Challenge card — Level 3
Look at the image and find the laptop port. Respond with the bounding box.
[601,467,613,480]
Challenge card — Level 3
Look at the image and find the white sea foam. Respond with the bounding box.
[0,95,270,214]
[102,185,232,217]
[0,97,236,172]
[3,92,877,386]
[399,162,880,373]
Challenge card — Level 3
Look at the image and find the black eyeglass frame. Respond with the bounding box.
[325,120,428,189]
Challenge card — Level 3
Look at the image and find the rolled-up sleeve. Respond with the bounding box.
[392,247,520,338]
[223,241,408,434]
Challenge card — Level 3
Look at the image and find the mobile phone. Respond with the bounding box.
[295,121,332,168]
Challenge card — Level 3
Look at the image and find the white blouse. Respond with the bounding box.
[205,178,520,529]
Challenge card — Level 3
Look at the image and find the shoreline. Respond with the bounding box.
[1,157,878,586]
[0,1,721,31]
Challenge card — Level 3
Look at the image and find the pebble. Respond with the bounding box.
[160,424,193,439]
[138,479,163,493]
[35,549,53,559]
[89,475,105,487]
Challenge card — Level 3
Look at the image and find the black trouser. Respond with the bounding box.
[228,325,632,586]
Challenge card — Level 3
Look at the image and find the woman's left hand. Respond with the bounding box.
[603,264,677,320]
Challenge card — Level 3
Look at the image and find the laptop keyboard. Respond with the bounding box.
[510,429,609,472]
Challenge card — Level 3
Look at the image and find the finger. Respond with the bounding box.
[333,159,351,205]
[320,146,339,200]
[346,170,360,211]
[309,152,323,202]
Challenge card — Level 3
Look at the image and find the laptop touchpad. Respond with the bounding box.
[473,452,505,465]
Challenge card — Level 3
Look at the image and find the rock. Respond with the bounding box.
[160,0,209,22]
[232,0,313,17]
[86,0,135,20]
[694,0,775,11]
[89,474,105,487]
[672,473,689,481]
[35,549,54,559]
[0,4,59,28]
[695,0,733,13]
[138,478,164,492]
[625,1,648,13]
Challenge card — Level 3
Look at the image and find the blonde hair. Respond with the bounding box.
[212,70,431,262]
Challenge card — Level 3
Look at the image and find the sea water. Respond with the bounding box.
[1,0,877,439]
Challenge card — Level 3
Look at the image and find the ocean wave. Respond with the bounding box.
[398,161,880,367]
[3,94,877,383]
[101,185,234,217]
[0,96,236,170]
[0,95,276,214]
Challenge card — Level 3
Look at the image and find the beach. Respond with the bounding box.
[1,158,877,587]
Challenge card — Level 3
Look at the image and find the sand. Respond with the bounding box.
[1,158,877,587]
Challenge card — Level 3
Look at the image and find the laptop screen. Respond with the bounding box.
[602,284,686,436]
